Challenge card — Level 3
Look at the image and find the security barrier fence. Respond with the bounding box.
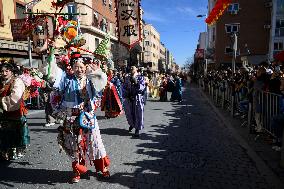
[198,78,284,167]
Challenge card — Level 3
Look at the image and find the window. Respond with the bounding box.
[145,41,150,46]
[153,43,156,48]
[100,18,107,32]
[103,0,107,6]
[225,24,240,33]
[16,3,25,19]
[275,19,284,37]
[227,3,239,13]
[153,53,156,58]
[225,46,233,54]
[109,0,112,11]
[144,30,149,36]
[95,38,100,49]
[277,0,284,14]
[67,4,76,20]
[93,12,99,27]
[274,42,283,51]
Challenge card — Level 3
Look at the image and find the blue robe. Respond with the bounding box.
[171,77,182,101]
[122,75,145,130]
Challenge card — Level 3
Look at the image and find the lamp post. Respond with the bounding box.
[197,14,208,75]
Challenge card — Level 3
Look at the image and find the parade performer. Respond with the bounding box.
[0,62,29,160]
[122,66,145,137]
[159,75,168,102]
[101,69,123,118]
[170,74,182,102]
[52,55,110,183]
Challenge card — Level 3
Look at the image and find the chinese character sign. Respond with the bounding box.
[10,19,28,41]
[32,16,54,54]
[116,0,141,50]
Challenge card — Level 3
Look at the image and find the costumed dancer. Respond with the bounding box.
[122,66,145,137]
[52,54,110,183]
[159,75,168,102]
[0,62,30,160]
[170,74,182,102]
[101,69,123,118]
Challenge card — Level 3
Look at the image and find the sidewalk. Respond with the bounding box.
[197,83,284,183]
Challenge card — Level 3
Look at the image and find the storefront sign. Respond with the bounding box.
[32,16,54,54]
[10,19,28,41]
[116,0,141,50]
[0,39,28,51]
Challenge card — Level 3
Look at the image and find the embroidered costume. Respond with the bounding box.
[53,72,110,182]
[0,77,29,160]
[122,74,145,136]
[101,74,123,118]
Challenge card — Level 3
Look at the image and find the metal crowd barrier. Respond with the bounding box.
[198,78,284,167]
[251,90,282,137]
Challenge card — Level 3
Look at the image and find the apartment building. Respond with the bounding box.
[269,0,284,59]
[0,0,55,67]
[143,24,160,71]
[73,0,119,61]
[158,42,166,72]
[207,0,271,68]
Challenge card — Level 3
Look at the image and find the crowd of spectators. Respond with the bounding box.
[196,59,284,151]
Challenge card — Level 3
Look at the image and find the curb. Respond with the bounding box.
[198,87,284,189]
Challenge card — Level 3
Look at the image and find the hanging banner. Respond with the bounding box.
[32,16,54,54]
[195,49,205,59]
[116,0,142,50]
[10,19,28,41]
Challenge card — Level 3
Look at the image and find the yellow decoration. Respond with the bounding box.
[64,27,77,40]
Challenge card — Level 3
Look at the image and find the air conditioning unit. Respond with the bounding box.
[265,2,272,8]
[264,24,271,29]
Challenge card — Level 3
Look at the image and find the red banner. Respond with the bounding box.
[10,19,28,41]
[195,49,205,59]
[116,0,142,50]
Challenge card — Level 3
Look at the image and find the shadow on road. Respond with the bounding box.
[0,166,71,186]
[96,83,195,188]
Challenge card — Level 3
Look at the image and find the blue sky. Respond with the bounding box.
[141,0,208,66]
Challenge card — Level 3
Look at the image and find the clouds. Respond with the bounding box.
[143,11,166,23]
[176,6,207,17]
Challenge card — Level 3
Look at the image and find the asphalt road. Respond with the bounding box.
[0,84,283,189]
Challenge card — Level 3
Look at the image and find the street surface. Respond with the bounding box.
[0,84,283,189]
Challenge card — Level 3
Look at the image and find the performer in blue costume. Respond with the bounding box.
[52,54,110,183]
[122,66,145,137]
[170,74,182,102]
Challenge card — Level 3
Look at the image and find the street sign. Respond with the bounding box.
[10,19,28,41]
[116,0,142,50]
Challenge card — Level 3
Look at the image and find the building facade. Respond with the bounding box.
[269,0,284,59]
[208,0,271,68]
[143,24,160,71]
[0,0,55,67]
[74,0,118,60]
[158,42,166,72]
